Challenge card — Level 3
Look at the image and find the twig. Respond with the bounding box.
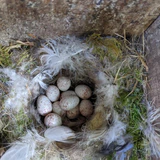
[137,54,148,72]
[16,40,34,46]
[126,80,138,98]
[114,60,126,83]
[114,32,131,45]
[142,31,145,54]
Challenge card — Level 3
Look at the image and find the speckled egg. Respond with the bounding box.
[67,105,79,119]
[57,77,71,91]
[52,101,66,117]
[79,100,93,117]
[75,85,92,99]
[60,95,80,111]
[37,95,52,116]
[61,90,76,99]
[46,85,60,102]
[44,113,62,127]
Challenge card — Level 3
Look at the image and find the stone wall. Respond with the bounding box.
[0,0,160,45]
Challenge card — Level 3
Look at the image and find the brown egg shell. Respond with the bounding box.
[75,85,92,99]
[57,76,71,91]
[79,100,94,117]
[52,101,66,117]
[60,95,80,111]
[60,90,76,99]
[67,105,80,119]
[44,113,62,127]
[46,85,60,102]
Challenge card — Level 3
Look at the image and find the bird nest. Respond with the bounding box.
[30,37,121,159]
[0,35,159,160]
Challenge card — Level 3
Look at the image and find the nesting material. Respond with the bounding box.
[63,115,86,128]
[0,129,46,160]
[86,106,106,130]
[144,102,160,158]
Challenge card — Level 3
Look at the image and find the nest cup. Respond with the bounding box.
[33,69,102,149]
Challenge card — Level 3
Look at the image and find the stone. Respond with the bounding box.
[145,16,160,108]
[0,0,160,45]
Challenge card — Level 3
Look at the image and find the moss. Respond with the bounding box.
[116,88,147,159]
[106,154,114,160]
[87,111,106,130]
[0,41,36,147]
[0,45,12,67]
[86,33,122,62]
[0,107,33,144]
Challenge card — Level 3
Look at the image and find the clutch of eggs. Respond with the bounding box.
[36,76,94,129]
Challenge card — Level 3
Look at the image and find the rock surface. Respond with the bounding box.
[0,0,160,45]
[145,15,160,160]
[145,16,160,109]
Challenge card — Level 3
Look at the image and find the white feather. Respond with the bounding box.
[104,111,126,145]
[0,68,30,112]
[1,129,45,160]
[94,71,118,108]
[31,72,48,90]
[31,36,94,89]
[144,102,160,158]
[44,126,75,143]
[37,37,88,77]
[85,126,108,145]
